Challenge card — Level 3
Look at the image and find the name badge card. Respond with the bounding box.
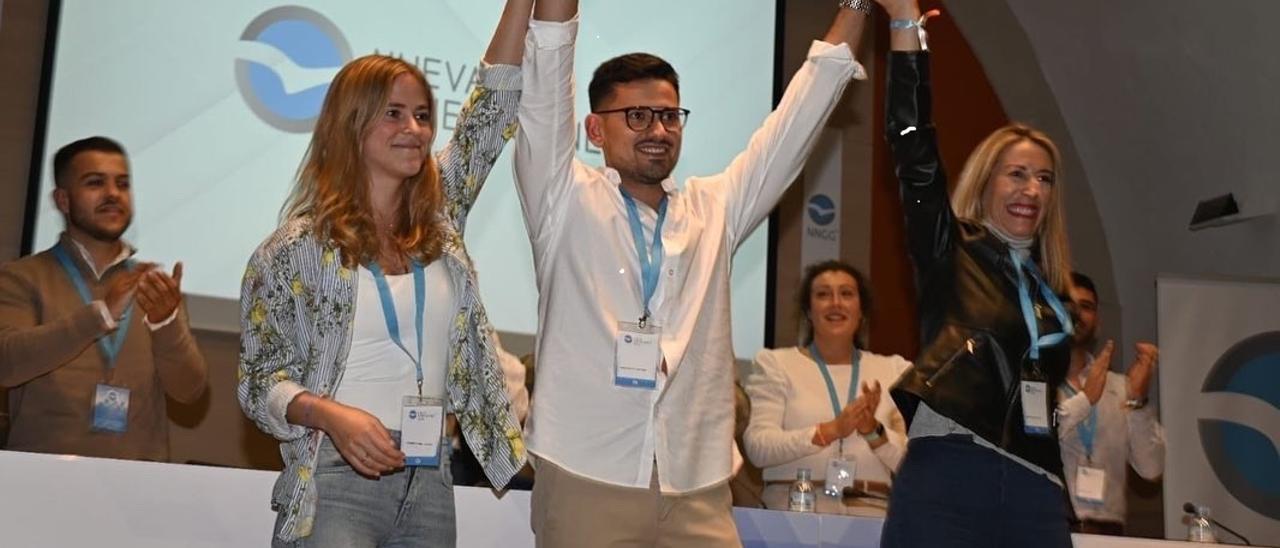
[825,456,856,497]
[1075,465,1107,504]
[91,384,130,433]
[401,396,445,467]
[1020,380,1051,436]
[615,321,661,389]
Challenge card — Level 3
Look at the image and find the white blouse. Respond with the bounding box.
[743,346,912,485]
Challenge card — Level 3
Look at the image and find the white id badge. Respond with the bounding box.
[1020,380,1051,435]
[615,321,661,389]
[91,384,130,433]
[401,396,445,467]
[824,456,856,497]
[1075,465,1107,504]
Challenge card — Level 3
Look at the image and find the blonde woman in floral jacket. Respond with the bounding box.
[238,2,532,545]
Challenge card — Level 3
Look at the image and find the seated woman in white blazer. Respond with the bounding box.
[744,260,911,516]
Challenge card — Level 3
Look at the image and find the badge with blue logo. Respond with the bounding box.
[92,384,130,433]
[401,396,444,467]
[615,321,662,389]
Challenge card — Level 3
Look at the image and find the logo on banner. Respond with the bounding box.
[1198,330,1280,520]
[235,6,352,132]
[805,194,838,242]
[807,194,836,226]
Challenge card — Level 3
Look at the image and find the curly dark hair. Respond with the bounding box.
[797,260,872,349]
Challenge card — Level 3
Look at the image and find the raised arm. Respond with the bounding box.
[1126,344,1165,480]
[714,4,866,251]
[512,0,578,245]
[876,0,954,283]
[437,0,532,232]
[877,0,924,52]
[484,0,534,66]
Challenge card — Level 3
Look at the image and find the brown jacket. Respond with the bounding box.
[0,235,206,461]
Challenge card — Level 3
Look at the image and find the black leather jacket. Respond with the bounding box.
[884,51,1070,481]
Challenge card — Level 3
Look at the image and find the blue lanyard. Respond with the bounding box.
[1010,249,1073,361]
[1062,381,1099,462]
[808,342,861,419]
[619,187,668,326]
[52,243,133,372]
[366,261,426,396]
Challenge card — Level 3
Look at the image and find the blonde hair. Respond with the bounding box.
[951,123,1072,293]
[283,54,444,268]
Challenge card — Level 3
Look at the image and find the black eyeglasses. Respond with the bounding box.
[594,106,691,132]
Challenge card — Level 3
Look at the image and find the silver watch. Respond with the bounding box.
[860,422,886,443]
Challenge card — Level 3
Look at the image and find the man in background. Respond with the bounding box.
[0,136,206,461]
[1057,271,1165,534]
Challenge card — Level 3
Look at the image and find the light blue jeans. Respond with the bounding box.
[276,433,455,547]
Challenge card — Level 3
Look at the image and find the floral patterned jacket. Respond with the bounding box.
[237,64,526,542]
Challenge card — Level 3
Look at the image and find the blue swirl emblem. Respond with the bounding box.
[236,6,351,132]
[1198,331,1280,520]
[807,194,836,226]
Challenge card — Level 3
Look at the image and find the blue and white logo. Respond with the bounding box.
[624,334,633,344]
[807,194,836,226]
[236,6,352,132]
[408,409,418,421]
[1198,331,1280,520]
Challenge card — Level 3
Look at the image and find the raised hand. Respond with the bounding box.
[854,380,883,435]
[1127,342,1158,400]
[103,262,156,321]
[136,262,184,323]
[1083,340,1115,404]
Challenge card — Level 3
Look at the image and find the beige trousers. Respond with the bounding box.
[530,457,742,548]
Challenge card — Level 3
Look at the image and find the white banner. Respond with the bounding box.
[800,129,842,270]
[1157,275,1280,544]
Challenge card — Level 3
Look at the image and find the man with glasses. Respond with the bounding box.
[513,0,872,545]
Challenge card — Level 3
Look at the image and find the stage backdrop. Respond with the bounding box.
[1157,275,1280,543]
[28,0,776,360]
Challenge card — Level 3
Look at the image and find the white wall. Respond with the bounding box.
[949,0,1280,371]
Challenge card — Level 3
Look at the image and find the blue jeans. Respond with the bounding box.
[276,434,455,548]
[880,435,1071,548]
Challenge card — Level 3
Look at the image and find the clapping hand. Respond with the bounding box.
[136,262,184,323]
[1127,342,1158,400]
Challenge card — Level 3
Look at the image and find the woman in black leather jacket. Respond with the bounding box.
[872,1,1077,546]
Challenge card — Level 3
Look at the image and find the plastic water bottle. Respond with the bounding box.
[1187,505,1218,543]
[788,468,816,512]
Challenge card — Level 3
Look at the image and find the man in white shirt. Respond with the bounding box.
[514,0,871,545]
[1057,271,1165,535]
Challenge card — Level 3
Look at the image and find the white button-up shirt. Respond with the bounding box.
[1057,356,1166,523]
[514,17,864,493]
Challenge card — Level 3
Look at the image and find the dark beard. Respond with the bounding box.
[633,159,674,186]
[1072,331,1097,350]
[69,204,130,242]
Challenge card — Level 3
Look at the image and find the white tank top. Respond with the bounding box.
[334,261,454,429]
